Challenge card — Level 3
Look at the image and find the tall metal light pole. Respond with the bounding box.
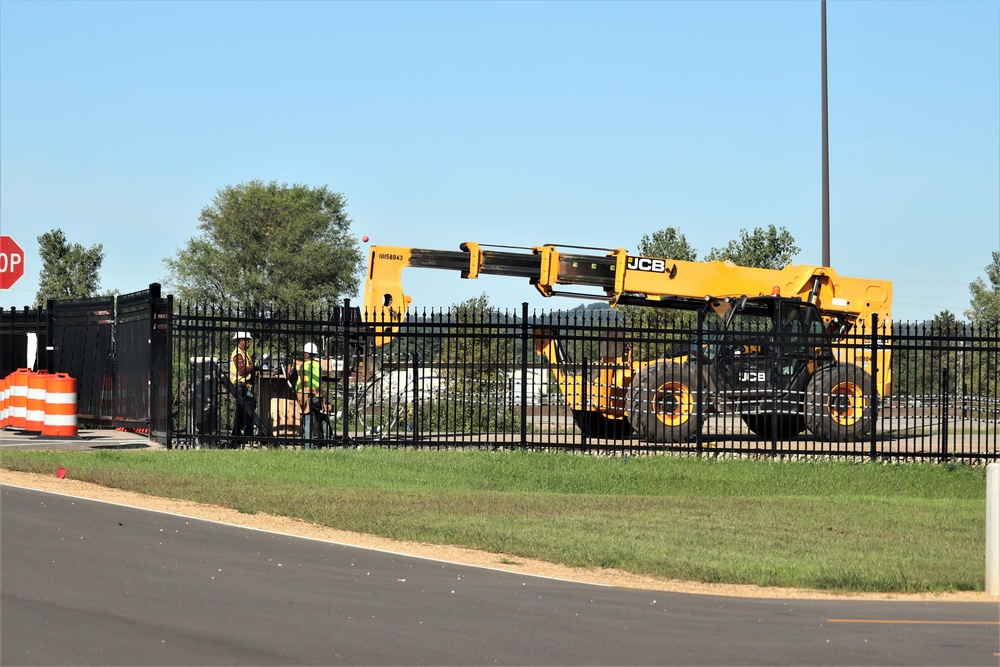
[821,0,831,267]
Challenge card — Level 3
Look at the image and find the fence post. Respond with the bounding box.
[987,463,999,596]
[147,283,160,440]
[43,299,55,372]
[341,299,351,444]
[520,302,529,448]
[580,357,588,451]
[695,309,704,456]
[869,313,879,461]
[151,288,173,448]
[939,366,950,462]
[411,351,420,444]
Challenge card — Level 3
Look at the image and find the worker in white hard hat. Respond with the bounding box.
[229,332,256,447]
[287,341,327,446]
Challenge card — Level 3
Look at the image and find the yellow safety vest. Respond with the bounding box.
[230,345,254,386]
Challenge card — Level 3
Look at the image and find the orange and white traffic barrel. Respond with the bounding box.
[25,371,49,433]
[4,375,12,428]
[8,368,32,430]
[1,376,8,428]
[43,373,78,437]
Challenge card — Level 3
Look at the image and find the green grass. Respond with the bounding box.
[0,448,987,594]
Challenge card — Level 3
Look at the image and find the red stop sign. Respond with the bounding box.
[0,236,25,289]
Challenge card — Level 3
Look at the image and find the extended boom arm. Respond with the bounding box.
[364,242,891,333]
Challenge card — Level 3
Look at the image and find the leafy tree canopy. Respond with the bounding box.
[965,250,999,328]
[450,293,493,324]
[704,225,801,270]
[930,309,962,332]
[636,228,698,262]
[35,229,104,307]
[164,181,363,310]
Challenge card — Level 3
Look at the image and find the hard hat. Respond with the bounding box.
[233,331,252,340]
[303,342,318,355]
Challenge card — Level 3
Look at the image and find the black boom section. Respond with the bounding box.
[406,247,541,280]
[554,253,617,288]
[480,250,545,279]
[407,247,617,287]
[408,248,474,272]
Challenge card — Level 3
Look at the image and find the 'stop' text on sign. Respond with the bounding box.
[0,236,25,289]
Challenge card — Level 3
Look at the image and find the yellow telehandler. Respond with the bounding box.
[362,242,892,442]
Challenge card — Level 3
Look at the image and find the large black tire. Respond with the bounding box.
[742,414,806,440]
[805,364,875,441]
[628,362,704,443]
[571,410,632,440]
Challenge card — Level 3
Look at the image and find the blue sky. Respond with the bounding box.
[1,0,997,323]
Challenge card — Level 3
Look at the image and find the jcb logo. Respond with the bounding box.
[739,371,766,383]
[626,256,667,273]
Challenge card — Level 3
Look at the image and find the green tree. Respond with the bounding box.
[962,253,999,403]
[704,225,800,269]
[928,311,962,397]
[34,229,104,307]
[441,293,512,392]
[636,227,698,261]
[425,293,523,433]
[965,250,999,328]
[164,181,363,309]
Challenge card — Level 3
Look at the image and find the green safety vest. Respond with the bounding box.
[295,359,322,392]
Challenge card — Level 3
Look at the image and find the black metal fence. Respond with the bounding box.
[4,294,997,461]
[165,300,999,461]
[1,285,172,437]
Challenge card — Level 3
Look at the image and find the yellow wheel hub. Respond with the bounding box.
[655,381,693,426]
[828,381,866,425]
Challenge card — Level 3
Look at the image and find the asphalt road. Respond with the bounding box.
[2,486,997,666]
